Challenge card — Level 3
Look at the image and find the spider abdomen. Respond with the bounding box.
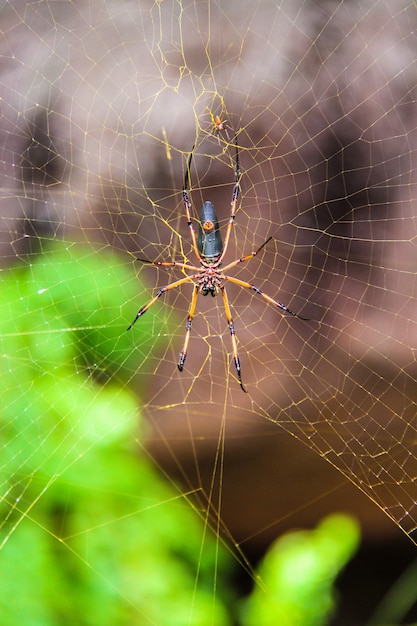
[197,201,223,261]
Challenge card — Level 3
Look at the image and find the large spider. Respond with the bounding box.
[127,136,309,392]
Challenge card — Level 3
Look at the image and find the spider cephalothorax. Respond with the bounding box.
[127,135,308,392]
[197,268,223,297]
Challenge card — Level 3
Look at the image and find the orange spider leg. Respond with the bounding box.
[136,258,200,272]
[182,147,203,262]
[224,276,309,320]
[217,135,240,265]
[220,285,247,392]
[127,275,196,331]
[221,237,273,273]
[178,284,199,372]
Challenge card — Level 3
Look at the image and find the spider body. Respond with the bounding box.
[196,265,224,298]
[127,135,308,392]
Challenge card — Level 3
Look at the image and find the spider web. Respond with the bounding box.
[1,0,417,622]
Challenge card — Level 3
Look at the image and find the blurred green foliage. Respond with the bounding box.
[0,242,233,625]
[0,241,361,625]
[241,513,360,626]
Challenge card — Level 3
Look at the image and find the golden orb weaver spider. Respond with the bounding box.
[127,136,309,392]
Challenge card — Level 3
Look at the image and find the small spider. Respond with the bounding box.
[213,113,232,145]
[127,136,309,392]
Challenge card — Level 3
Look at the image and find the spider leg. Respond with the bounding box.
[126,275,195,331]
[224,276,310,321]
[216,134,240,265]
[220,285,247,393]
[178,284,198,372]
[136,258,200,272]
[182,146,202,262]
[221,237,273,273]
